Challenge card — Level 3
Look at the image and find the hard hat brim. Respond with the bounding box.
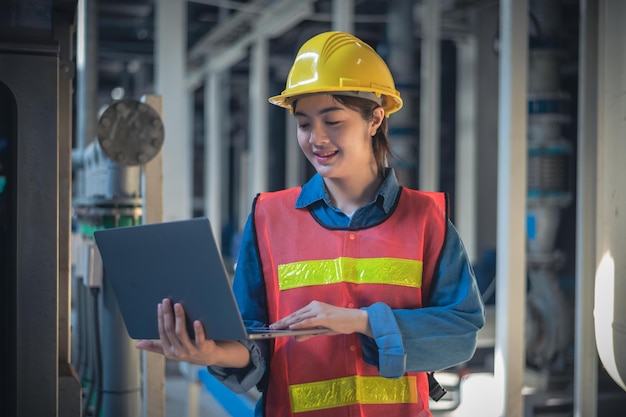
[268,89,403,116]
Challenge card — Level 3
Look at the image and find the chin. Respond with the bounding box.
[317,170,342,180]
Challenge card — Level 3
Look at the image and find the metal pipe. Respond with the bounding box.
[332,0,354,33]
[206,70,223,245]
[156,0,191,221]
[418,0,441,191]
[573,0,599,415]
[454,35,478,262]
[249,37,269,200]
[494,1,528,416]
[101,279,142,417]
[76,0,98,152]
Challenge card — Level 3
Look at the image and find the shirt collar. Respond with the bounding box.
[295,168,400,214]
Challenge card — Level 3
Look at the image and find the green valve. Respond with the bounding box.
[102,215,142,229]
[80,215,142,237]
[81,223,102,238]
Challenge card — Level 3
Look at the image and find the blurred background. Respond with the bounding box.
[1,0,625,416]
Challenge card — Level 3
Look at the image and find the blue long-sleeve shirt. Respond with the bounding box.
[209,169,485,402]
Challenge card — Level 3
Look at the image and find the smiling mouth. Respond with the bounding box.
[314,150,339,160]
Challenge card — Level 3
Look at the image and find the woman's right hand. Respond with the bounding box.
[135,298,250,368]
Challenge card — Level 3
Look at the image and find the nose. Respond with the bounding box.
[309,122,328,146]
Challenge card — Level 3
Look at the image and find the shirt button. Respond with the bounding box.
[349,233,355,240]
[350,345,356,352]
[347,303,354,308]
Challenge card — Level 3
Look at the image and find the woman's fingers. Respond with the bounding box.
[161,299,189,357]
[174,302,193,345]
[269,314,293,329]
[270,302,319,329]
[135,340,164,354]
[270,300,369,336]
[193,320,206,343]
[144,300,224,366]
[157,302,172,352]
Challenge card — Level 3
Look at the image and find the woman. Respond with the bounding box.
[137,31,485,417]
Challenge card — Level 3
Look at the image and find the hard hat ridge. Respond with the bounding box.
[269,31,403,116]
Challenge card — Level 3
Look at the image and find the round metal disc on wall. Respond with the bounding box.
[97,99,164,166]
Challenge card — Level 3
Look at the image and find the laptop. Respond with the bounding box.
[93,217,329,341]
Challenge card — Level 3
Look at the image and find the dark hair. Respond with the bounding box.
[333,95,391,178]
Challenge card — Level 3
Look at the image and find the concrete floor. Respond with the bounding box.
[165,360,259,417]
[165,375,232,417]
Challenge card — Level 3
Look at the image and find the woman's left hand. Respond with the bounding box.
[269,300,372,341]
[135,299,250,368]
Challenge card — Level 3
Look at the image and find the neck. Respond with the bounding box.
[323,168,382,215]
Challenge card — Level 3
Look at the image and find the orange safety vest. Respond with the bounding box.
[253,187,447,417]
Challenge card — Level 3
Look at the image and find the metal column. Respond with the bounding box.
[76,0,98,152]
[454,35,478,262]
[332,0,354,33]
[495,1,528,416]
[574,0,599,415]
[205,70,224,243]
[419,0,441,191]
[75,0,99,199]
[249,37,270,200]
[156,0,191,221]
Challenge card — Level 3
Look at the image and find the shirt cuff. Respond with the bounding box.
[207,340,266,394]
[361,302,406,378]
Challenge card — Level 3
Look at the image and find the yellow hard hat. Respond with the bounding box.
[269,31,403,116]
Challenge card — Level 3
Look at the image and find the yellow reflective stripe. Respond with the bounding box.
[278,257,422,290]
[289,375,418,413]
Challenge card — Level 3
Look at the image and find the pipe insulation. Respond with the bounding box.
[593,0,626,392]
[594,253,626,391]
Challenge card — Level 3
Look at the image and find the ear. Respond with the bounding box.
[369,107,385,136]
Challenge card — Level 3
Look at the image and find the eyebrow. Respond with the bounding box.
[293,106,344,118]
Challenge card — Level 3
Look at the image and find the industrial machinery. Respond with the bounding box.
[72,98,164,417]
[524,0,574,374]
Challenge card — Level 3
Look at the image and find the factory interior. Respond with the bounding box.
[1,0,625,416]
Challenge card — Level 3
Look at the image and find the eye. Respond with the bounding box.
[325,120,340,126]
[297,122,310,130]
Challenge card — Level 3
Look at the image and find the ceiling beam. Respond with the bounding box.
[188,0,272,62]
[186,0,315,87]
